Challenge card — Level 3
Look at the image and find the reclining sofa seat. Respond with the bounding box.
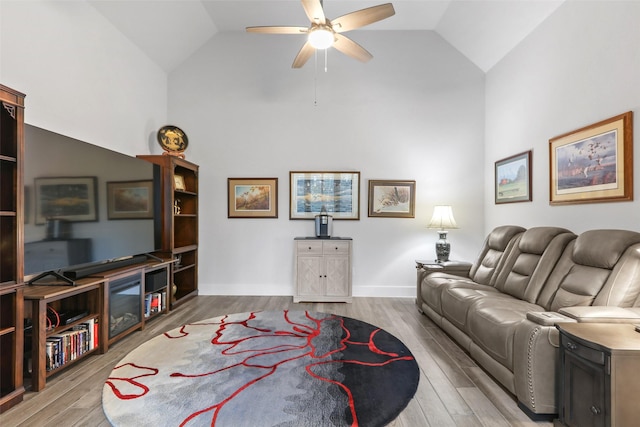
[437,228,576,394]
[514,229,640,415]
[418,225,525,324]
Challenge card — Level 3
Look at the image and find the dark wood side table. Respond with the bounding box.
[555,323,640,427]
[415,260,472,309]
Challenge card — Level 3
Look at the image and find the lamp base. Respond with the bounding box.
[434,231,451,263]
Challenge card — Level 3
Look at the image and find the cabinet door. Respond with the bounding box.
[325,256,349,297]
[563,350,606,427]
[297,256,323,296]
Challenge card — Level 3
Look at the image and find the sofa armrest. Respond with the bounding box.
[526,311,576,326]
[514,319,561,414]
[558,306,640,323]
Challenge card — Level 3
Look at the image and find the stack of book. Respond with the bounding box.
[45,318,98,371]
[144,291,167,318]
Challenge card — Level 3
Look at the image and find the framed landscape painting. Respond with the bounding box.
[549,111,633,205]
[107,180,154,219]
[289,171,360,220]
[495,151,532,204]
[228,178,278,218]
[34,176,98,224]
[368,180,416,218]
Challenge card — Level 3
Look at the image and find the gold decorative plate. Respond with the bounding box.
[157,125,188,157]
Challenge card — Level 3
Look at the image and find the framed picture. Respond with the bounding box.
[495,151,532,204]
[549,111,633,205]
[368,180,416,218]
[289,171,360,220]
[228,178,278,218]
[107,180,154,219]
[34,176,98,224]
[174,174,186,191]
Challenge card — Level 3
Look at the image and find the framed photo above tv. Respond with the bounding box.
[549,111,633,205]
[227,178,278,218]
[107,180,154,219]
[495,151,532,204]
[368,180,416,218]
[289,171,360,220]
[34,176,98,224]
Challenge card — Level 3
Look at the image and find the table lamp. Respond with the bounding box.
[427,205,458,262]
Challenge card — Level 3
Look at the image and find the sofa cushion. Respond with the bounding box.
[421,273,477,316]
[420,225,524,316]
[548,230,640,311]
[440,227,573,337]
[573,229,640,268]
[467,297,544,371]
[496,227,575,303]
[440,286,502,331]
[468,225,525,286]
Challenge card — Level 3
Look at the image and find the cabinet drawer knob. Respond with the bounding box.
[590,405,601,415]
[566,342,578,351]
[308,247,312,250]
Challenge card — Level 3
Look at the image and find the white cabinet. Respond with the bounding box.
[294,238,352,303]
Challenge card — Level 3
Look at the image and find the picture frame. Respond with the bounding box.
[228,178,278,218]
[107,180,154,219]
[174,174,186,191]
[289,171,360,220]
[368,180,416,218]
[34,176,98,224]
[495,150,532,204]
[549,111,633,205]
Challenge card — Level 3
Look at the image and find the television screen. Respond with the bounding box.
[23,125,161,279]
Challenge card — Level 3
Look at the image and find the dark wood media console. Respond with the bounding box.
[23,259,173,391]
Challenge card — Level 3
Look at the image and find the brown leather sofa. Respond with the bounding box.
[417,226,640,417]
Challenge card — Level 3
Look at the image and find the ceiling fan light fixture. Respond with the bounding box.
[308,27,334,49]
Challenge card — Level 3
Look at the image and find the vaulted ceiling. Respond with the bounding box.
[87,0,565,73]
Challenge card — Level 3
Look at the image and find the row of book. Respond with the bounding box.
[144,291,167,318]
[46,318,98,372]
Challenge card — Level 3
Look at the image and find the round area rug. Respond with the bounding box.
[102,310,419,427]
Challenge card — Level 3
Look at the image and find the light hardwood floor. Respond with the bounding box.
[1,296,553,427]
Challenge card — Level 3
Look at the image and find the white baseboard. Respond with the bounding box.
[198,283,415,299]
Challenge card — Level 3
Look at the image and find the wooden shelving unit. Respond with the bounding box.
[0,84,25,413]
[138,155,198,307]
[23,259,173,392]
[23,280,105,392]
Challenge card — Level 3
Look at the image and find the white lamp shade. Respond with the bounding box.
[308,28,334,49]
[427,205,458,230]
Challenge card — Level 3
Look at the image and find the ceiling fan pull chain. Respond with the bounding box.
[324,48,328,73]
[314,49,318,106]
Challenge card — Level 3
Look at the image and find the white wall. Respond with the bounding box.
[168,31,486,297]
[485,1,640,233]
[0,0,167,156]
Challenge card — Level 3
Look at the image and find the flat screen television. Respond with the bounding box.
[23,125,161,281]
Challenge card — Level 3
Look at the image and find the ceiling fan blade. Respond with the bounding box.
[301,0,326,25]
[246,26,308,34]
[292,41,315,68]
[331,3,395,33]
[333,33,373,63]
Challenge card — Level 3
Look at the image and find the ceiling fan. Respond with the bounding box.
[246,0,395,68]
